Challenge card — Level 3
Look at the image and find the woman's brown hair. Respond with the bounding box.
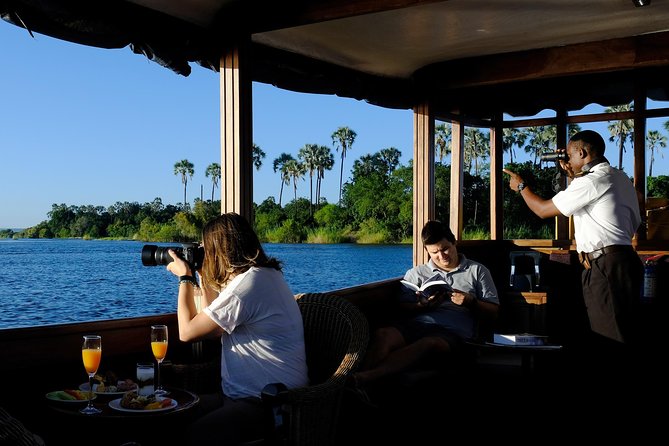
[200,213,282,291]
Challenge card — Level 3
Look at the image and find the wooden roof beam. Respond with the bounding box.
[418,31,669,90]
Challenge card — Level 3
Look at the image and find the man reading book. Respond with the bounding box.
[351,220,499,388]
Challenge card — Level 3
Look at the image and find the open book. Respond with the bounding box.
[400,279,452,297]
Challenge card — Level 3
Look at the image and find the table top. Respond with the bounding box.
[464,339,563,351]
[45,387,200,419]
[481,341,563,351]
[43,387,201,445]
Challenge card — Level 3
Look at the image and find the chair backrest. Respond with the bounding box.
[279,292,369,446]
[509,251,542,291]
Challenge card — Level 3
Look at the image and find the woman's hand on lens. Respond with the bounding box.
[166,249,191,276]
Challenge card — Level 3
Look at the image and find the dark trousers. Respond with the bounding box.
[186,391,265,446]
[582,248,643,344]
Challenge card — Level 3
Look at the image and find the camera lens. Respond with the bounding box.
[141,245,159,266]
[155,246,176,265]
[141,245,179,266]
[141,243,201,268]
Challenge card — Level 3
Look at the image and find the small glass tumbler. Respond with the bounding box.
[136,362,155,396]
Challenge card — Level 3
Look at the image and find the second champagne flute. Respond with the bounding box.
[80,335,102,415]
[150,324,168,395]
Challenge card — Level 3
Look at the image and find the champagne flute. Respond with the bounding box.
[150,325,168,395]
[80,335,102,414]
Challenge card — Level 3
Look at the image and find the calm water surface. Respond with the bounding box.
[0,239,411,329]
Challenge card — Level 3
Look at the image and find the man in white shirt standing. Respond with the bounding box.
[504,130,643,347]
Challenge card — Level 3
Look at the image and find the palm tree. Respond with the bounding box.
[331,126,357,204]
[252,143,266,170]
[173,159,194,208]
[378,147,402,176]
[660,120,669,173]
[568,123,583,138]
[435,122,452,163]
[315,145,334,205]
[204,162,221,202]
[503,128,527,164]
[520,124,581,167]
[525,126,555,166]
[298,143,320,208]
[463,128,489,175]
[647,130,667,177]
[284,159,306,203]
[606,104,634,170]
[352,154,378,177]
[273,153,295,206]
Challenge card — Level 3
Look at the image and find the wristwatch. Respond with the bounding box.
[517,182,526,192]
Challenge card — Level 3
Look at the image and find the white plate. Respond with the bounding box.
[108,397,178,413]
[79,382,138,395]
[45,390,97,403]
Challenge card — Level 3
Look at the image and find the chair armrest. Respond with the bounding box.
[259,378,348,445]
[261,378,345,406]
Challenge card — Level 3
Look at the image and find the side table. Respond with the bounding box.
[44,387,200,446]
[466,340,563,376]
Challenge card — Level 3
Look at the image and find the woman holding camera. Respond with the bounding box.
[166,212,308,445]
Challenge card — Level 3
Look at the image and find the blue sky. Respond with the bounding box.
[0,22,413,229]
[1,21,667,229]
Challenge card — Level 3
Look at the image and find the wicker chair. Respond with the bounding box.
[259,292,369,446]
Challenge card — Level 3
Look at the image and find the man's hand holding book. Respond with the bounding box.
[401,279,452,307]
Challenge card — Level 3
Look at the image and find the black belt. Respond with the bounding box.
[582,245,634,262]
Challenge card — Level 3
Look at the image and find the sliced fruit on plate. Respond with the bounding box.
[81,378,137,393]
[47,389,93,401]
[119,391,173,410]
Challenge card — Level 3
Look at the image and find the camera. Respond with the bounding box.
[541,150,568,162]
[141,242,204,270]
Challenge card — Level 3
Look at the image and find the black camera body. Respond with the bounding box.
[141,243,204,270]
[541,150,568,162]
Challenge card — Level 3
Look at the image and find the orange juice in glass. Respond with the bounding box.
[80,335,102,414]
[151,340,168,361]
[150,325,168,395]
[82,347,101,375]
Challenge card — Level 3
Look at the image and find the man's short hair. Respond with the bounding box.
[421,220,456,245]
[570,130,606,157]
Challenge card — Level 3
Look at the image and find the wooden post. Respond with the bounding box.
[634,84,647,242]
[490,114,504,240]
[555,108,570,240]
[450,120,464,239]
[220,38,254,221]
[413,102,435,266]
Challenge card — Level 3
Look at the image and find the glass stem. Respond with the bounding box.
[87,375,94,408]
[156,361,161,391]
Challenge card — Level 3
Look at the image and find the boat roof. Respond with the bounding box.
[3,1,669,117]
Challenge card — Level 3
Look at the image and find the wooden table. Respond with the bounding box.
[44,387,200,446]
[470,341,563,376]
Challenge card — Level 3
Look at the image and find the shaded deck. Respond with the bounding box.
[1,243,667,444]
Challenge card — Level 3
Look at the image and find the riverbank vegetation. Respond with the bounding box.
[4,160,667,243]
[4,121,669,243]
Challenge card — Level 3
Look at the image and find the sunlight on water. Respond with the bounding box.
[0,239,411,329]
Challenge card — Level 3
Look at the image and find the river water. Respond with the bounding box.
[0,239,411,329]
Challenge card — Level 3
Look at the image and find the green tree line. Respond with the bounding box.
[3,120,669,242]
[4,160,668,243]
